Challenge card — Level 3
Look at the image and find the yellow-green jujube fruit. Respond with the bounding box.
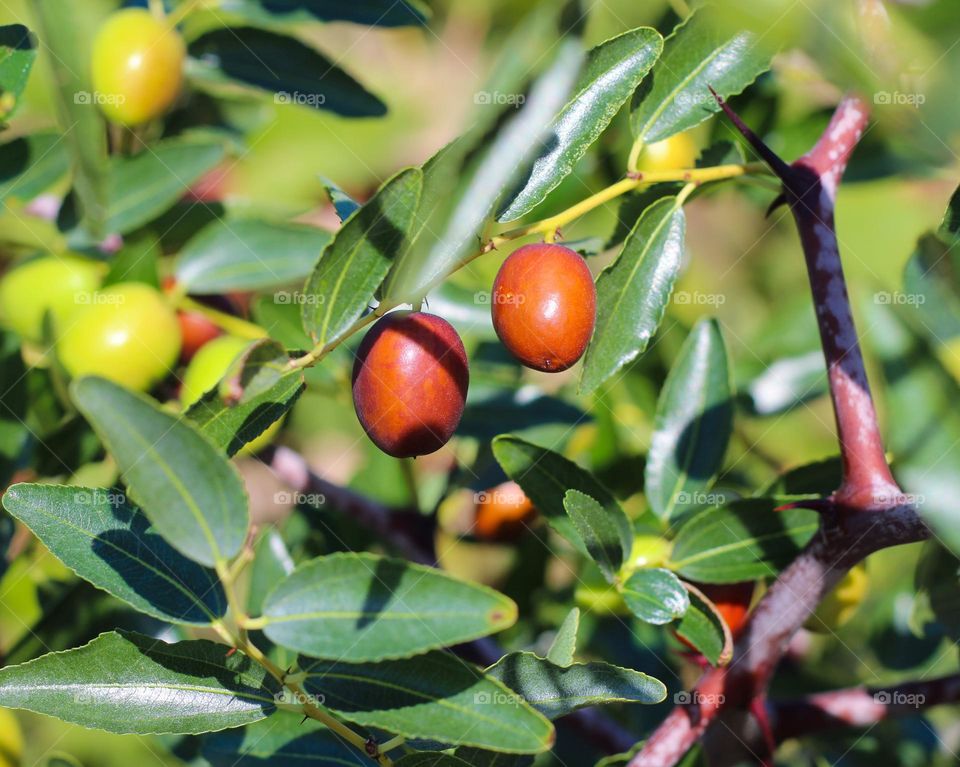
[58,282,181,392]
[0,707,23,767]
[808,563,868,632]
[628,533,673,571]
[181,335,281,454]
[0,255,104,342]
[638,132,699,173]
[91,8,186,125]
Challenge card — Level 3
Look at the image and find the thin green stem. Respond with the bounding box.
[216,560,392,766]
[148,0,166,20]
[379,735,407,753]
[167,0,207,26]
[399,458,420,511]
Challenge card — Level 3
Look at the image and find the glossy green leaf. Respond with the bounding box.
[321,176,360,223]
[202,715,362,767]
[629,6,770,143]
[0,330,28,487]
[103,234,160,288]
[673,583,732,666]
[201,0,428,27]
[382,43,582,303]
[912,542,960,642]
[300,652,554,753]
[106,138,225,235]
[546,608,579,667]
[487,652,666,719]
[902,232,960,342]
[620,568,689,624]
[247,529,294,617]
[0,24,37,119]
[0,631,278,734]
[187,369,303,457]
[669,500,818,583]
[498,27,662,221]
[218,338,293,406]
[739,351,827,417]
[492,435,627,557]
[301,168,422,346]
[72,377,249,567]
[2,483,226,624]
[251,296,313,350]
[187,27,385,117]
[938,182,960,240]
[32,0,108,238]
[176,219,332,294]
[581,196,686,393]
[260,552,517,661]
[0,132,69,203]
[563,490,632,583]
[644,319,732,521]
[869,302,960,557]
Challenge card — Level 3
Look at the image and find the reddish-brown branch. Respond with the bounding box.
[630,504,929,767]
[771,673,960,740]
[630,93,931,767]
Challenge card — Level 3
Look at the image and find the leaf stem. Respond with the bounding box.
[379,735,407,753]
[287,162,762,371]
[498,162,765,241]
[148,0,166,20]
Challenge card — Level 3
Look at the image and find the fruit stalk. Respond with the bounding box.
[289,164,760,372]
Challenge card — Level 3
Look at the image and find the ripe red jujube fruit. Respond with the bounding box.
[491,243,596,372]
[352,311,469,458]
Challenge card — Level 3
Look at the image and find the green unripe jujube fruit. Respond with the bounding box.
[58,282,181,392]
[0,255,104,342]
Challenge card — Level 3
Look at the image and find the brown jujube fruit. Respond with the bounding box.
[352,311,469,458]
[491,243,596,372]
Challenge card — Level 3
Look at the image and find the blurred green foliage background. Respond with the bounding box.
[1,0,960,764]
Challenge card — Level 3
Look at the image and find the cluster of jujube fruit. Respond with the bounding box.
[351,243,597,458]
[0,10,284,450]
[0,254,273,450]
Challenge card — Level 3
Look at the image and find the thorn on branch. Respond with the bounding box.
[708,86,793,180]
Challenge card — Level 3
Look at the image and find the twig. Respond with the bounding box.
[771,673,960,740]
